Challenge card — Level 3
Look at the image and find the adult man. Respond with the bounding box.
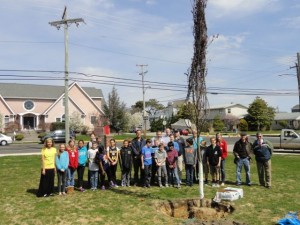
[151,130,163,145]
[131,130,146,186]
[216,133,228,186]
[161,128,171,146]
[233,132,252,186]
[174,130,186,183]
[252,132,273,189]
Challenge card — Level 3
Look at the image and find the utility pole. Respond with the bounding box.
[49,6,84,144]
[296,53,300,111]
[136,64,148,138]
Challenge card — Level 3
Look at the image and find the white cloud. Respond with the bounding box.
[208,0,280,17]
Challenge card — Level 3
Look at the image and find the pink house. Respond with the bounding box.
[0,82,105,132]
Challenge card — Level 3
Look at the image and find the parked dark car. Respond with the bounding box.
[40,130,75,143]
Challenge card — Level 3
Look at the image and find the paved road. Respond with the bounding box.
[0,137,239,156]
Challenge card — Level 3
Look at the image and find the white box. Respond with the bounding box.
[214,187,243,202]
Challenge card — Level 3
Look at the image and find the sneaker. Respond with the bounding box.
[177,184,181,189]
[114,184,119,188]
[247,183,252,186]
[62,192,66,195]
[58,192,62,195]
[147,184,151,188]
[159,184,163,188]
[80,188,86,192]
[215,184,220,188]
[221,183,225,186]
[101,185,106,190]
[165,184,169,187]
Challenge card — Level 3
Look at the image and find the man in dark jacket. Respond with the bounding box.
[233,132,252,186]
[131,130,146,186]
[252,132,273,189]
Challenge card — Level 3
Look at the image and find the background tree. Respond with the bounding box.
[246,97,275,131]
[223,114,239,131]
[213,115,225,131]
[239,118,248,131]
[150,118,164,132]
[145,99,165,118]
[104,86,128,133]
[278,120,288,128]
[176,102,196,123]
[69,111,85,133]
[131,101,143,113]
[127,112,143,131]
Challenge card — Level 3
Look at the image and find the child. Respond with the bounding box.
[77,140,88,192]
[183,139,197,187]
[119,140,133,187]
[55,144,69,195]
[200,140,209,184]
[150,139,159,185]
[107,139,119,188]
[206,137,221,187]
[155,143,168,188]
[95,145,110,190]
[141,139,153,188]
[166,141,180,188]
[88,141,99,191]
[37,138,57,197]
[66,139,78,194]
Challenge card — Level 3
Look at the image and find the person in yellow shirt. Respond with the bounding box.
[37,138,57,197]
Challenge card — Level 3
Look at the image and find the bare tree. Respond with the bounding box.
[186,0,209,206]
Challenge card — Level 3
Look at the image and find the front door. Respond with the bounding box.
[23,116,34,129]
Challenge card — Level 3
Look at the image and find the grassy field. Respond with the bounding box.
[0,154,299,225]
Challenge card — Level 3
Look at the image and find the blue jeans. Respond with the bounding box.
[220,159,226,183]
[66,168,76,187]
[89,170,99,189]
[185,165,194,186]
[236,158,251,185]
[167,166,180,185]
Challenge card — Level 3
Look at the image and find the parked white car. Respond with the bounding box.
[0,134,13,146]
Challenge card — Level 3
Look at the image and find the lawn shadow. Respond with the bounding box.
[108,187,154,199]
[26,188,38,196]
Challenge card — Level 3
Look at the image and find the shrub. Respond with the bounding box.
[239,118,248,131]
[15,134,24,141]
[50,122,65,131]
[38,132,47,139]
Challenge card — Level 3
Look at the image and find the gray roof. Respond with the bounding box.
[210,103,248,110]
[274,112,300,120]
[0,83,103,99]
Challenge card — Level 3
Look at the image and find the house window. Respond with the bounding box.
[227,108,231,113]
[56,118,61,122]
[4,115,9,126]
[91,116,97,125]
[290,121,293,126]
[24,100,34,111]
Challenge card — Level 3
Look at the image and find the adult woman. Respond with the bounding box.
[37,138,57,197]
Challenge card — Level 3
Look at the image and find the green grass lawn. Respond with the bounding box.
[0,154,299,225]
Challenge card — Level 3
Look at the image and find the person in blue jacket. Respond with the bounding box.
[56,144,69,195]
[77,140,88,192]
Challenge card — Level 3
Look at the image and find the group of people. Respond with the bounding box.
[200,131,273,189]
[36,128,273,197]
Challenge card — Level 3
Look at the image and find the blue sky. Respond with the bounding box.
[0,0,299,112]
